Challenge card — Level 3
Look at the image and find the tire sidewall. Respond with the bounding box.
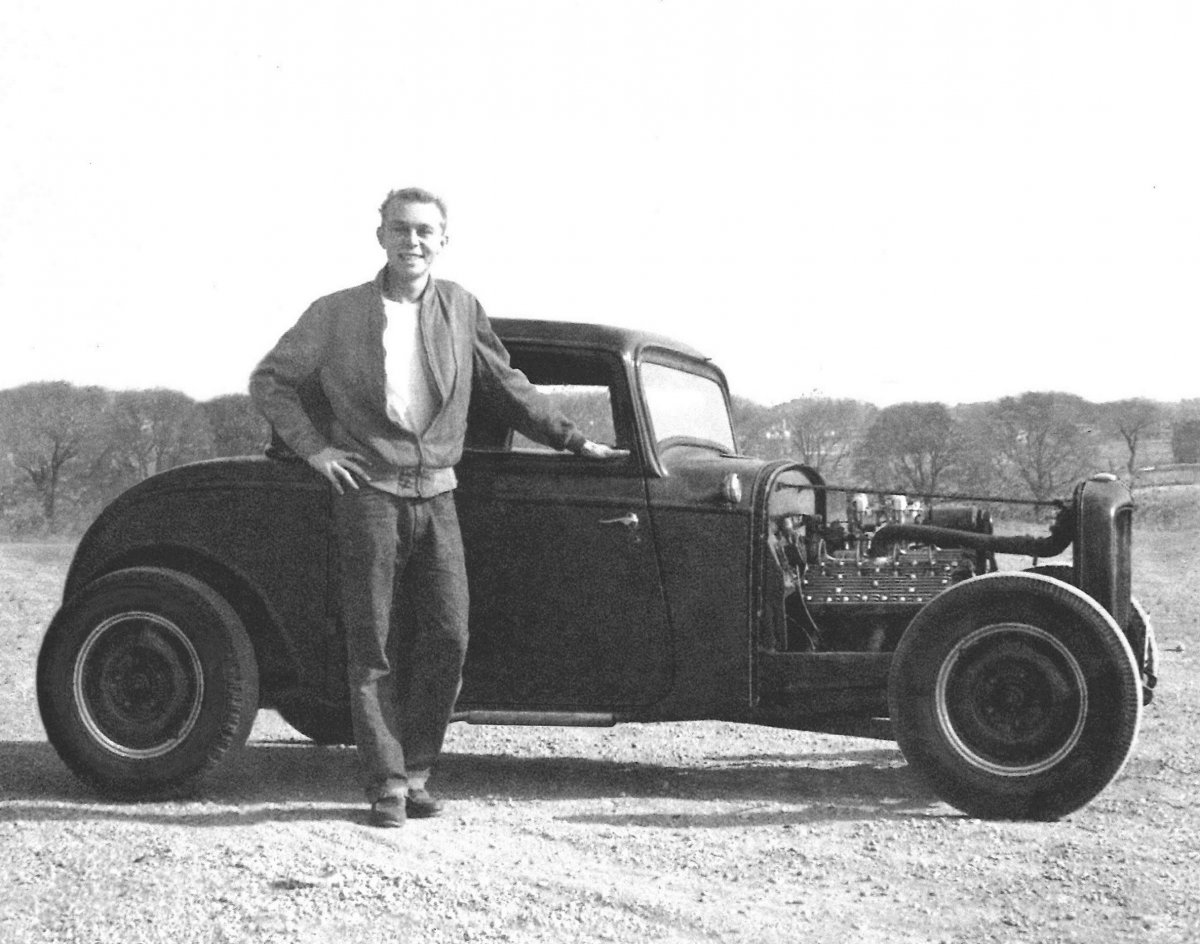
[1025,563,1157,698]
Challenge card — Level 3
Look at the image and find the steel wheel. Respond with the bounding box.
[934,621,1087,777]
[73,611,206,759]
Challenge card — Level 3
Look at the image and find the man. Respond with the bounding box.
[250,187,620,827]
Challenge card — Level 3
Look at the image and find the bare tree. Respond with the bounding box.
[731,396,792,460]
[731,396,875,469]
[855,402,961,498]
[987,392,1098,503]
[103,389,215,487]
[779,397,874,477]
[1101,398,1163,485]
[950,402,1011,495]
[0,382,109,528]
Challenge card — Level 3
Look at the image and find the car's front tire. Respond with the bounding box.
[37,567,259,797]
[888,572,1141,820]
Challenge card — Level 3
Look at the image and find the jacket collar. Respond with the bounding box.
[374,265,433,305]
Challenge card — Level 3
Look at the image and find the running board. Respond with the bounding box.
[452,710,617,727]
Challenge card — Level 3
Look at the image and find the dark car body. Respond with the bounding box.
[38,319,1157,819]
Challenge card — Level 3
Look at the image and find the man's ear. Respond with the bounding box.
[376,225,385,249]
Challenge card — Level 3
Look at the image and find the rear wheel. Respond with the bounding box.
[889,572,1141,820]
[37,567,259,797]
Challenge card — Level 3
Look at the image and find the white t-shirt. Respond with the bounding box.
[381,297,438,434]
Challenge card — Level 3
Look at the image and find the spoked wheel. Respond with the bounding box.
[889,572,1141,820]
[37,567,259,797]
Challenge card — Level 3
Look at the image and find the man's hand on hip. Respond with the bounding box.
[307,447,370,494]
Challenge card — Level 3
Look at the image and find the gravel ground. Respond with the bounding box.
[2,536,1198,944]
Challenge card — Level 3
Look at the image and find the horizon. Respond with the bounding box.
[4,372,1197,415]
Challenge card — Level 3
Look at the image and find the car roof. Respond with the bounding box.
[491,317,711,364]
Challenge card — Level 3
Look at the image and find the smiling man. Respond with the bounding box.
[250,187,620,827]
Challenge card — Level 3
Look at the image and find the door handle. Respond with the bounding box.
[599,512,640,530]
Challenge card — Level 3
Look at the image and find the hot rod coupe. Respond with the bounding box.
[37,320,1157,819]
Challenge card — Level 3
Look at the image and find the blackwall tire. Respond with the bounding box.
[888,572,1141,820]
[37,567,260,797]
[1022,563,1075,584]
[276,696,354,746]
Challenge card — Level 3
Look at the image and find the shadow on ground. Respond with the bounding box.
[0,738,942,826]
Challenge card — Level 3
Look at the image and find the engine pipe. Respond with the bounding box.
[778,480,1066,509]
[868,505,1074,559]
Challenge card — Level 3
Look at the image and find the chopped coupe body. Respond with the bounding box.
[37,320,1157,819]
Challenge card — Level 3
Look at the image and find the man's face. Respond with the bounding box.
[377,200,447,287]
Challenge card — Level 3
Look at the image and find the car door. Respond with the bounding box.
[454,345,673,708]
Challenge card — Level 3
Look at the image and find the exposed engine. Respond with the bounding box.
[767,490,999,653]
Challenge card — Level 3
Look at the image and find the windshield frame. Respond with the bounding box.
[636,349,738,470]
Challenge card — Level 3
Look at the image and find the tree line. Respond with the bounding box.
[2,380,1199,536]
[0,382,269,535]
[734,393,1200,506]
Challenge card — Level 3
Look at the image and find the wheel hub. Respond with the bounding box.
[74,612,205,758]
[936,622,1087,777]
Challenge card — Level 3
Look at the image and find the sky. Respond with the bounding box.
[1,1,1197,408]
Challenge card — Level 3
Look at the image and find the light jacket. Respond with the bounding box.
[250,271,585,487]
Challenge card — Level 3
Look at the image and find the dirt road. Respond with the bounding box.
[2,539,1198,943]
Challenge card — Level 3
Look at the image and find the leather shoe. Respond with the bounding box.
[369,796,406,828]
[405,788,444,818]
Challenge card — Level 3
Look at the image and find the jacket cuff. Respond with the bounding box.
[564,430,589,454]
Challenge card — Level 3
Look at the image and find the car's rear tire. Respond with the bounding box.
[888,572,1141,820]
[37,567,259,797]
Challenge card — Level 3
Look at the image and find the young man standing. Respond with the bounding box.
[251,188,619,826]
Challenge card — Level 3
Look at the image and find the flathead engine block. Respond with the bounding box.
[770,491,997,651]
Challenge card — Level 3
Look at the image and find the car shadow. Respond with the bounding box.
[0,739,946,826]
[431,750,944,824]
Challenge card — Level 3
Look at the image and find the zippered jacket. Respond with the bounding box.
[250,271,585,483]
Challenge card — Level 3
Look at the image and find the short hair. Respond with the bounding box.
[378,187,448,229]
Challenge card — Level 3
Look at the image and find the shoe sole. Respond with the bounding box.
[369,801,406,828]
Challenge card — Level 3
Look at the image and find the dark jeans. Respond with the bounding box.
[333,488,469,802]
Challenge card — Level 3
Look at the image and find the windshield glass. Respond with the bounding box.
[640,362,736,454]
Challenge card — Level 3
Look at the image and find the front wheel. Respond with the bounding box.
[37,567,260,797]
[889,572,1141,820]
